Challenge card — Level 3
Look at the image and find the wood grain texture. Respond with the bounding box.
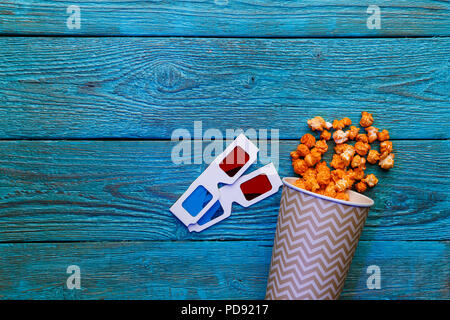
[1,37,449,139]
[1,140,448,242]
[1,3,449,300]
[0,240,447,299]
[0,1,449,37]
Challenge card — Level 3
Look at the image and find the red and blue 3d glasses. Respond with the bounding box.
[170,134,282,232]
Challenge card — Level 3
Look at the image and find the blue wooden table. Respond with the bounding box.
[0,1,449,299]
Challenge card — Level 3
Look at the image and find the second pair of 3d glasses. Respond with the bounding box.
[170,134,282,232]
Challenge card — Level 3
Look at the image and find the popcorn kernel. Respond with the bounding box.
[293,159,308,175]
[301,133,316,148]
[365,126,379,143]
[363,174,378,188]
[379,152,395,170]
[320,130,332,141]
[347,126,360,140]
[380,141,393,154]
[351,154,367,169]
[290,150,301,160]
[377,129,390,142]
[355,181,367,193]
[356,133,369,144]
[297,144,310,157]
[360,111,374,127]
[355,141,371,156]
[314,140,329,154]
[333,129,349,144]
[367,150,381,164]
[307,116,327,131]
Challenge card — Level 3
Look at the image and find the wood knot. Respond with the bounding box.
[243,75,256,89]
[311,48,325,61]
[155,63,195,93]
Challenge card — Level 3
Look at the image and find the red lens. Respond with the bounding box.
[240,174,272,201]
[219,146,250,177]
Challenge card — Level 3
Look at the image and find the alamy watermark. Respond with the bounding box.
[366,265,381,289]
[367,5,381,30]
[171,121,280,169]
[66,265,81,290]
[66,5,81,30]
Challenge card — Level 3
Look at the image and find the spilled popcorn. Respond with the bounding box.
[291,112,395,201]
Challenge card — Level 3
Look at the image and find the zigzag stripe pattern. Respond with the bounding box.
[266,186,369,300]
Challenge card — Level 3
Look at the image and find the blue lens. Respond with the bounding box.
[197,200,225,226]
[182,185,213,217]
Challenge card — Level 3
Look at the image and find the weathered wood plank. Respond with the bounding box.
[1,140,448,242]
[1,37,449,139]
[0,240,447,299]
[0,1,448,36]
[342,241,450,300]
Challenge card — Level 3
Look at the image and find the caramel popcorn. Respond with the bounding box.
[301,133,316,148]
[380,141,393,154]
[379,152,395,170]
[335,192,350,201]
[293,178,306,189]
[293,159,308,175]
[360,111,374,127]
[355,141,371,156]
[365,126,379,143]
[291,112,394,200]
[317,168,331,187]
[332,117,352,130]
[349,167,365,180]
[314,140,328,154]
[331,169,346,182]
[346,126,360,140]
[330,154,346,170]
[316,162,331,186]
[356,133,369,144]
[307,116,332,132]
[333,129,349,144]
[290,150,301,160]
[351,154,366,169]
[339,145,356,166]
[297,168,319,192]
[303,168,317,179]
[367,150,380,164]
[315,161,330,173]
[324,182,337,198]
[362,174,378,187]
[334,143,349,155]
[335,176,353,192]
[304,176,320,192]
[304,149,322,167]
[377,129,390,142]
[320,130,331,141]
[355,181,367,193]
[297,144,310,157]
[307,116,325,131]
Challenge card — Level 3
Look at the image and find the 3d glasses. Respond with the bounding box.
[170,134,282,232]
[188,163,282,232]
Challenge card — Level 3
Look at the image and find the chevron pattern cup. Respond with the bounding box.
[266,177,374,300]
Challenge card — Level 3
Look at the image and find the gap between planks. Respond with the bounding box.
[1,34,449,39]
[0,138,448,141]
[0,239,447,244]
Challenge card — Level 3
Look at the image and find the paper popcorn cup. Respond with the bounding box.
[266,177,374,300]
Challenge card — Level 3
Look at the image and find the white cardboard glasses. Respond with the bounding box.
[170,134,282,232]
[188,163,282,232]
[170,134,259,227]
